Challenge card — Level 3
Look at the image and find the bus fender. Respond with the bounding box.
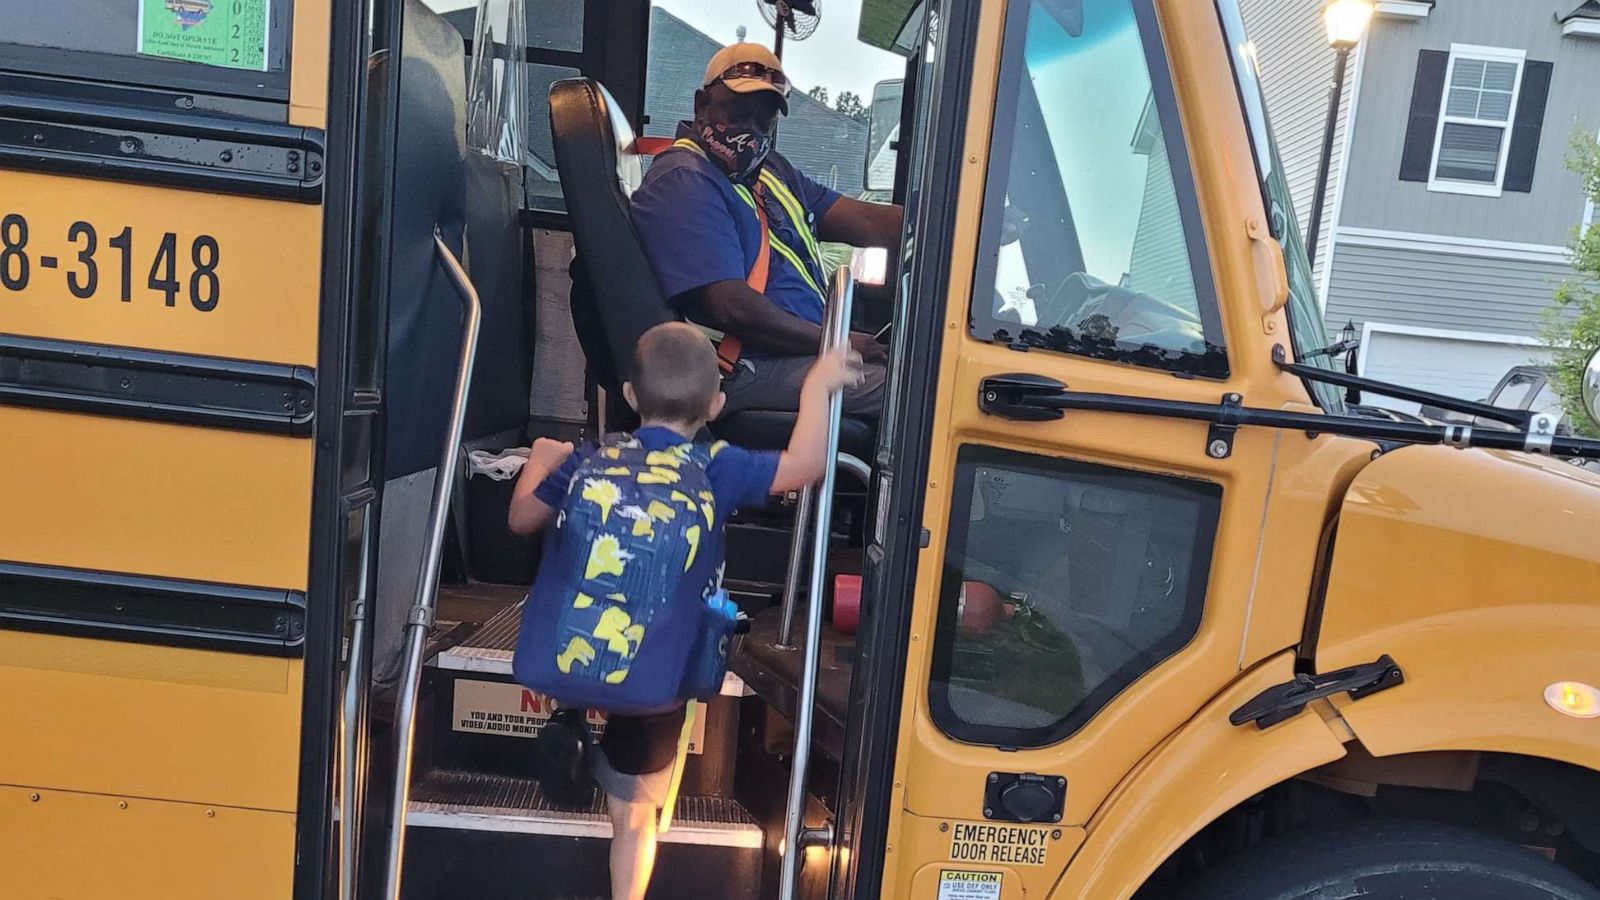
[1048,650,1349,900]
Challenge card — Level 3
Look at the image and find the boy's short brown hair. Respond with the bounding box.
[630,322,721,423]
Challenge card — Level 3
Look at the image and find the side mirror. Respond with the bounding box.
[864,79,904,195]
[1583,347,1600,429]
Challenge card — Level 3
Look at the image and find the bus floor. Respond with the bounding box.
[403,584,856,899]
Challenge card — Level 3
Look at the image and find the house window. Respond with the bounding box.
[1429,45,1525,196]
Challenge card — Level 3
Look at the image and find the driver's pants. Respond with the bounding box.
[717,354,887,420]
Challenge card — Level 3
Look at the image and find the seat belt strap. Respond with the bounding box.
[666,138,775,374]
[715,184,771,374]
[634,136,675,155]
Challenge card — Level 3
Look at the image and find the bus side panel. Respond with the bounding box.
[0,782,294,899]
[1,172,321,366]
[0,408,313,587]
[0,633,302,812]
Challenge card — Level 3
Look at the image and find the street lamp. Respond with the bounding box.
[1305,0,1374,268]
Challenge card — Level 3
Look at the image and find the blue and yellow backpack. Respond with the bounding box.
[513,434,733,715]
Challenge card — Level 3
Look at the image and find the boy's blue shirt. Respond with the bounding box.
[532,426,779,520]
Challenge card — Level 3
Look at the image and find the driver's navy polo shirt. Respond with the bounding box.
[631,145,842,358]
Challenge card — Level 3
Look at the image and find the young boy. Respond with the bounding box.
[508,321,862,900]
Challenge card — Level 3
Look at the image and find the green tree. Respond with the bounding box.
[807,84,829,106]
[1540,129,1600,437]
[834,90,867,123]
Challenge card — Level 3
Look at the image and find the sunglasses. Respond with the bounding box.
[707,61,792,97]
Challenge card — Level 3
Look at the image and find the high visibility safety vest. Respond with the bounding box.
[664,137,829,373]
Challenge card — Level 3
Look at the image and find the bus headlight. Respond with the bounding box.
[1544,681,1600,719]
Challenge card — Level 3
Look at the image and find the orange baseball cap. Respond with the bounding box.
[702,42,791,114]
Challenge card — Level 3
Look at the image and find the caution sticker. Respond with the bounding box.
[937,869,1002,899]
[948,822,1053,867]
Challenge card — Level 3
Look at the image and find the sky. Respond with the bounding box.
[655,0,905,104]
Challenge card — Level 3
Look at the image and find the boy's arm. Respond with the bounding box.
[771,348,864,495]
[508,438,576,535]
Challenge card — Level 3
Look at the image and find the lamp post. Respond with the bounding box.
[1305,0,1375,268]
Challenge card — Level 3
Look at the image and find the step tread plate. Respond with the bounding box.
[408,770,763,849]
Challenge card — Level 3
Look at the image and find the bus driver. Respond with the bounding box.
[630,43,904,420]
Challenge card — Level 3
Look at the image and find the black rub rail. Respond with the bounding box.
[0,91,324,202]
[0,334,316,435]
[0,561,307,656]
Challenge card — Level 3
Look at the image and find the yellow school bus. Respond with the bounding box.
[4,0,1600,898]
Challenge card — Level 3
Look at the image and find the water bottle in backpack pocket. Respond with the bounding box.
[682,589,741,700]
[513,436,721,716]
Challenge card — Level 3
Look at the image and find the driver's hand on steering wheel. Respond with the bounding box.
[850,332,889,366]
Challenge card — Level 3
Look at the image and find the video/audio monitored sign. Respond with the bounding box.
[450,678,709,753]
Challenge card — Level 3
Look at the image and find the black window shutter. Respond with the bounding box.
[1399,50,1450,182]
[1503,60,1553,193]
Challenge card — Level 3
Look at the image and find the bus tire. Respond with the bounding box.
[1174,820,1600,900]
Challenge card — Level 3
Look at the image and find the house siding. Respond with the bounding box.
[1238,0,1355,281]
[642,9,868,196]
[1128,118,1197,309]
[1324,241,1574,338]
[1337,0,1600,246]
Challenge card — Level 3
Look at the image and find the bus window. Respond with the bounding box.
[426,0,595,213]
[971,0,1227,378]
[524,62,582,211]
[0,0,291,99]
[528,0,583,52]
[929,445,1221,747]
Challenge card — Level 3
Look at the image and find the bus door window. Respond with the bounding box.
[929,446,1220,745]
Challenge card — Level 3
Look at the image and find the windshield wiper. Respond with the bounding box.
[1301,335,1360,360]
[1273,346,1533,429]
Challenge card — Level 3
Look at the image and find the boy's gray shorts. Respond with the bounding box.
[594,748,673,807]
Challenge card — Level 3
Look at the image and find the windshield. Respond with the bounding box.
[1214,0,1344,412]
[970,0,1227,378]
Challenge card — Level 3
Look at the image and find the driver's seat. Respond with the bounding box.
[547,77,874,460]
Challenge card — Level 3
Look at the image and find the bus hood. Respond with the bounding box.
[1313,444,1600,675]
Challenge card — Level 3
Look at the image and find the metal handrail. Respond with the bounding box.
[381,232,482,900]
[339,503,374,900]
[779,268,855,900]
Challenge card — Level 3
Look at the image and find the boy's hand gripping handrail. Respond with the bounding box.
[381,232,482,900]
[778,267,854,900]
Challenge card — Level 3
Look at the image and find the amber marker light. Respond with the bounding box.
[1544,682,1600,719]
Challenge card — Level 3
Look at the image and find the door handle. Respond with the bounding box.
[977,373,1067,421]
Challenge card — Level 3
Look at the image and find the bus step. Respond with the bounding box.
[429,594,525,674]
[402,771,765,900]
[408,768,763,848]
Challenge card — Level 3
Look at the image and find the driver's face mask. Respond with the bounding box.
[697,121,773,184]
